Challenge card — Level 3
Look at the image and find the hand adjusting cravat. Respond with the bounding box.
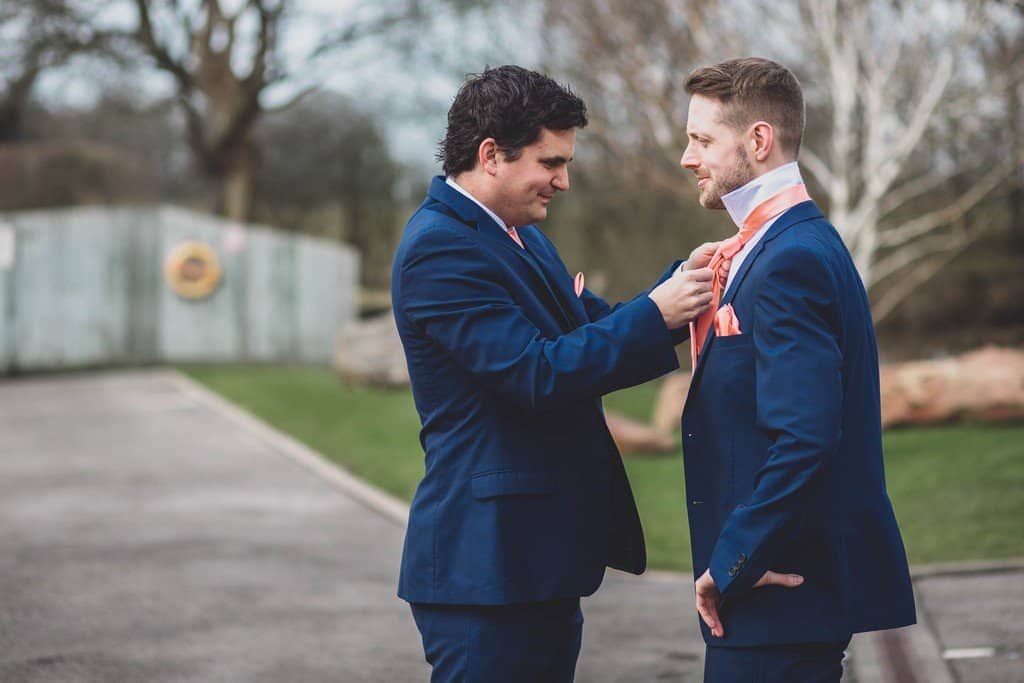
[689,183,811,372]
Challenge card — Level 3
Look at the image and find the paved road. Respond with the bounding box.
[1,370,1020,682]
[0,371,425,682]
[913,566,1024,683]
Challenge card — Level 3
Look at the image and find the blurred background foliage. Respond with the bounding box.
[1,0,1022,355]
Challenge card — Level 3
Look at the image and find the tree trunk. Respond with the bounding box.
[1010,80,1024,246]
[216,133,255,222]
[0,72,40,143]
[0,102,23,143]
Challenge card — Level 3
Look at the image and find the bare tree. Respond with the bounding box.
[253,92,401,287]
[124,0,496,222]
[541,0,1021,322]
[0,0,111,142]
[125,0,301,221]
[794,0,1019,322]
[986,0,1024,241]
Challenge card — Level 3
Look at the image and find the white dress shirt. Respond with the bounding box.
[719,161,805,293]
[676,162,806,292]
[445,176,511,231]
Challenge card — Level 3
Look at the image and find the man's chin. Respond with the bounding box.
[698,191,725,210]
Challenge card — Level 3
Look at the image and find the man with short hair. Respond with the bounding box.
[391,65,715,682]
[677,57,916,681]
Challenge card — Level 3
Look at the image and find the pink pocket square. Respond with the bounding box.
[715,304,742,336]
[574,272,585,298]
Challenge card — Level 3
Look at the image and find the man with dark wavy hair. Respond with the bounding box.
[391,65,716,681]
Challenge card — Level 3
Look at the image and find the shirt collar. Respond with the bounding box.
[721,161,804,230]
[445,176,510,231]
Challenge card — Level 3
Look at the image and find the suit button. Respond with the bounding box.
[738,553,747,563]
[728,567,738,577]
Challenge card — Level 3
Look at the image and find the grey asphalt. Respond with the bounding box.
[1,370,1020,682]
[912,565,1024,682]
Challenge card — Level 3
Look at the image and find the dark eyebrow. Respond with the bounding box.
[540,155,572,165]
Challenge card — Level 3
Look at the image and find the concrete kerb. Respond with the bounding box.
[882,558,1024,683]
[167,369,410,527]
[910,557,1024,579]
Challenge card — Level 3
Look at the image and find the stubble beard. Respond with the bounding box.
[699,146,755,210]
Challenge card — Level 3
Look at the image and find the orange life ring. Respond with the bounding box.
[163,241,223,300]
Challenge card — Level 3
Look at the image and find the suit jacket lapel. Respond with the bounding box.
[687,200,824,391]
[719,240,767,308]
[426,177,579,330]
[475,226,578,329]
[518,227,586,327]
[720,200,823,307]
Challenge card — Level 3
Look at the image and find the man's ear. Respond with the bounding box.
[478,138,500,176]
[750,122,774,163]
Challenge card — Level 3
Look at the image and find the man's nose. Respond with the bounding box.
[680,144,698,170]
[552,167,570,191]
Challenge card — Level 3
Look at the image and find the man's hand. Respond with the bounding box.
[694,569,724,638]
[752,570,804,589]
[648,267,714,329]
[695,568,804,638]
[683,242,721,271]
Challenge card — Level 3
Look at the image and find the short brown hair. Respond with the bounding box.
[684,58,805,157]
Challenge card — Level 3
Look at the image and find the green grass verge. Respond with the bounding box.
[181,364,425,500]
[180,364,1024,571]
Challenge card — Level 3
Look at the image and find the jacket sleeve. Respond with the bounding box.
[658,260,691,346]
[708,243,842,599]
[398,228,680,414]
[578,259,690,345]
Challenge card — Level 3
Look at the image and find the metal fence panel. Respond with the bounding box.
[0,205,357,372]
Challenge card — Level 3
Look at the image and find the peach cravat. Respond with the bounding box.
[689,184,811,372]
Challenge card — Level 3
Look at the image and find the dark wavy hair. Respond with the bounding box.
[438,65,588,176]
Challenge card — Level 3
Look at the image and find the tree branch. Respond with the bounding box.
[310,1,426,60]
[262,84,318,114]
[132,0,195,93]
[879,171,954,217]
[799,147,834,190]
[871,231,964,287]
[871,231,974,324]
[877,161,1013,248]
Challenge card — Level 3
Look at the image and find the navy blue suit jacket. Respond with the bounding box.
[681,201,916,646]
[393,177,683,605]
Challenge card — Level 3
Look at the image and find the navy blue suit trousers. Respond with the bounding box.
[704,640,850,682]
[411,599,583,683]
